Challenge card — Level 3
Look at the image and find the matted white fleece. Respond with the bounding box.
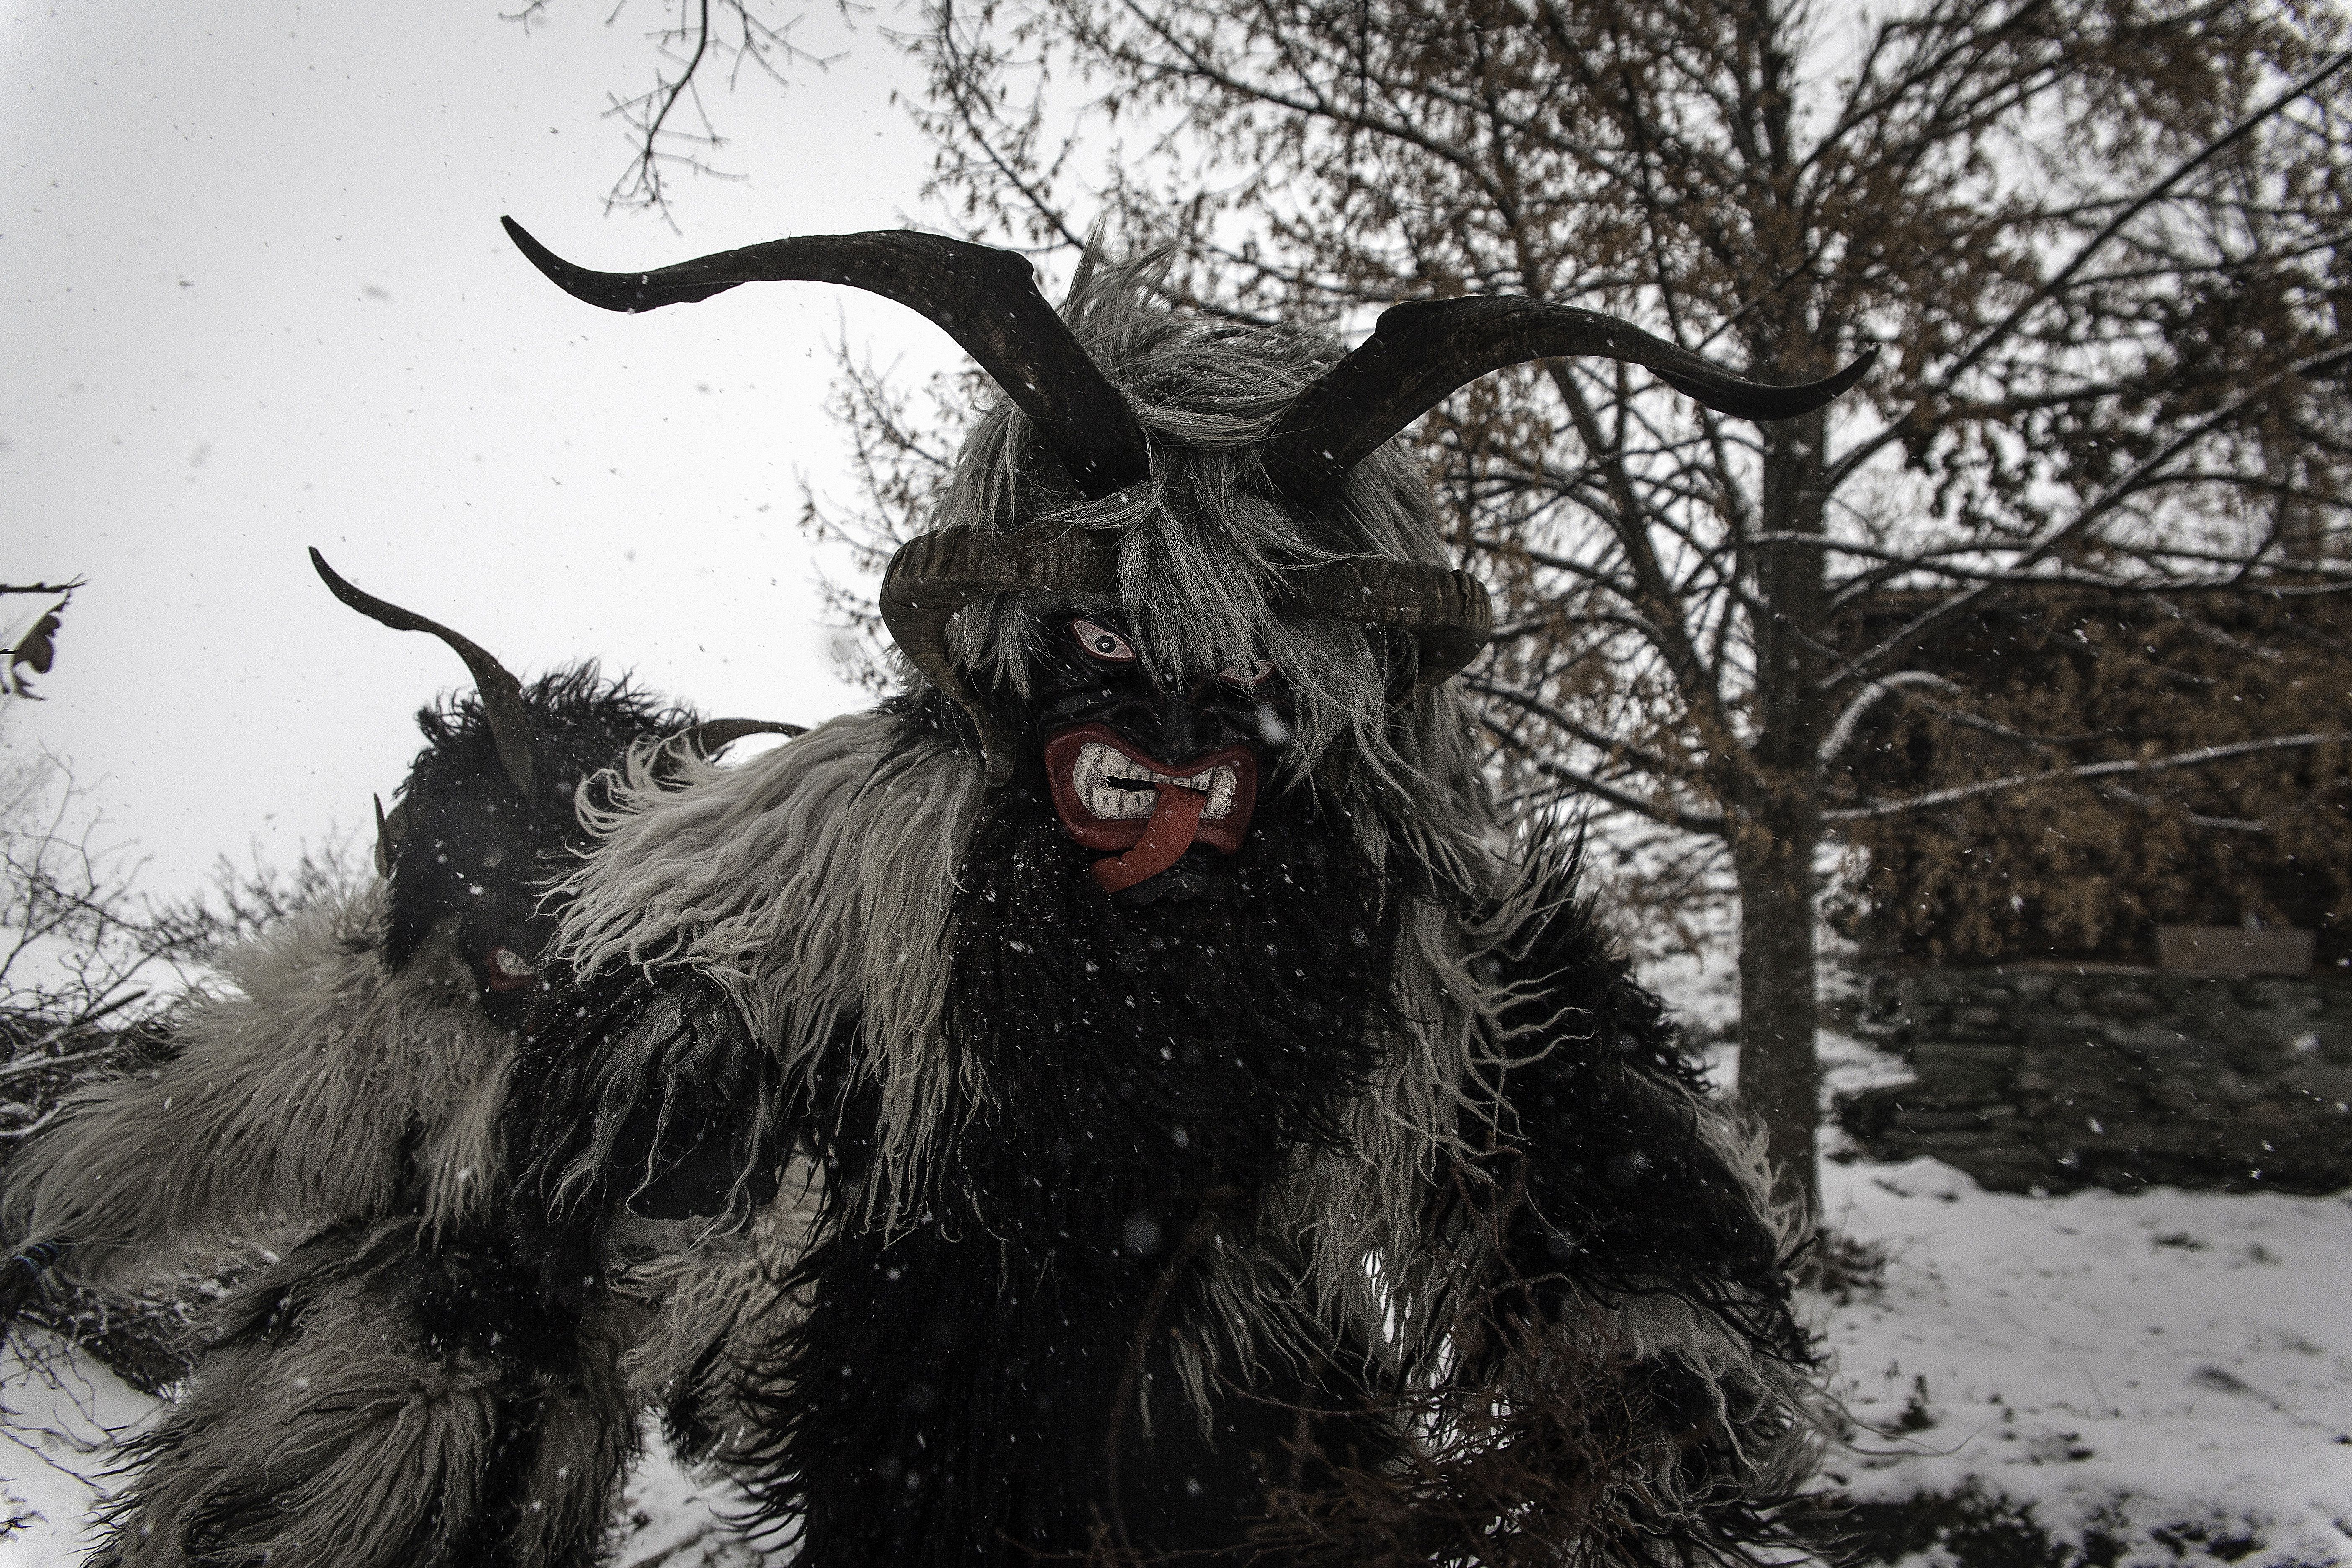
[556,710,988,1228]
[0,1329,763,1568]
[90,1226,634,1568]
[2,885,512,1288]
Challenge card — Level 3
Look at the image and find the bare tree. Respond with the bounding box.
[1836,589,2352,965]
[0,759,174,1111]
[506,0,844,222]
[0,758,348,1145]
[833,0,2352,1211]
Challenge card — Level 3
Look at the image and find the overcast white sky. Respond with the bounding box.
[5,0,965,896]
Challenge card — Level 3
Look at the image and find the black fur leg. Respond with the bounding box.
[506,965,790,1315]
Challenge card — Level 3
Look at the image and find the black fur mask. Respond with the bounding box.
[947,772,1396,1223]
[383,666,695,1026]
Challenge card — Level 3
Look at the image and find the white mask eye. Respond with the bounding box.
[1220,658,1276,688]
[489,947,534,979]
[1070,619,1137,663]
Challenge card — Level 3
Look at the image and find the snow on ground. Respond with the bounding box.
[1644,940,2352,1568]
[1815,1155,2352,1568]
[10,1166,2341,1568]
[0,1331,143,1562]
[609,1449,766,1568]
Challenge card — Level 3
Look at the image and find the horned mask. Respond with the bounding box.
[502,221,1868,754]
[309,548,799,879]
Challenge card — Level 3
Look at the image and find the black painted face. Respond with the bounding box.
[1024,611,1296,904]
[1032,611,1287,762]
[384,787,561,1030]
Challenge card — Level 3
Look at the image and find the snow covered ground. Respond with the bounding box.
[1816,1152,2352,1568]
[3,1014,2344,1567]
[1653,908,2349,1568]
[0,1335,137,1560]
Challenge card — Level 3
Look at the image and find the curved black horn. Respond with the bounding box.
[880,523,1121,787]
[503,218,1153,500]
[671,718,808,758]
[1281,561,1495,694]
[1262,297,1878,509]
[309,548,539,802]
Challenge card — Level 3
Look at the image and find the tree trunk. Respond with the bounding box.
[1733,819,1821,1219]
[1736,400,1831,1220]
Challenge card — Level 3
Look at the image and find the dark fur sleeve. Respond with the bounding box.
[503,964,792,1308]
[1475,851,1808,1367]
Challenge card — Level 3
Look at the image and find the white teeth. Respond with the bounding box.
[1075,743,1152,820]
[1071,741,1241,822]
[1205,768,1235,819]
[1090,781,1153,819]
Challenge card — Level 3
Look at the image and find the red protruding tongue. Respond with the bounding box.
[1092,785,1209,893]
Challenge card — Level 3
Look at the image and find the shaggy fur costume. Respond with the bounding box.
[3,887,509,1292]
[495,257,1825,1566]
[511,721,1816,1566]
[1,667,697,1288]
[85,1218,634,1568]
[0,668,776,1568]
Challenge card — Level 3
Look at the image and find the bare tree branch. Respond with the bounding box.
[1827,339,2352,694]
[508,0,838,221]
[1825,730,2352,821]
[1480,714,1730,835]
[1832,41,2352,487]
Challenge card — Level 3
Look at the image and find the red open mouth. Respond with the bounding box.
[481,945,539,993]
[1044,724,1260,890]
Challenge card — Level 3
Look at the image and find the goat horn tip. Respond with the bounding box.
[308,548,375,614]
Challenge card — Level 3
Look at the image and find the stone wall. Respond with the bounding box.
[1835,965,2352,1193]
